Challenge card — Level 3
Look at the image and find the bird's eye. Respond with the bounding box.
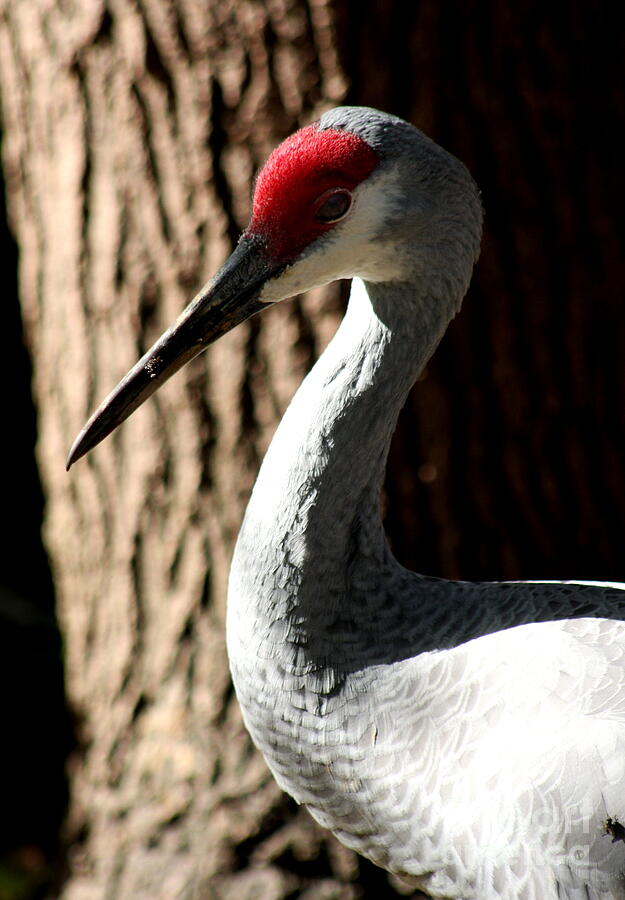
[313,189,352,223]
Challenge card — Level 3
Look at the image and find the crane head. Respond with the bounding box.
[67,107,481,467]
[248,124,378,267]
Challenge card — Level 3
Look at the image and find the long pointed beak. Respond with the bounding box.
[67,234,279,469]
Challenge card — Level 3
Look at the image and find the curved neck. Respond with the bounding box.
[228,277,454,666]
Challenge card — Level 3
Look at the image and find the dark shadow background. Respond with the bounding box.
[335,0,625,583]
[0,158,70,899]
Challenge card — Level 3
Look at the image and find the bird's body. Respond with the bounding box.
[68,107,625,898]
[228,274,625,898]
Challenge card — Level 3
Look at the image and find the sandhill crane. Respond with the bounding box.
[68,107,625,899]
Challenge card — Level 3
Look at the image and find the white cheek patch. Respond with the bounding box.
[259,167,408,304]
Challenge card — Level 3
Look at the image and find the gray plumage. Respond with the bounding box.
[68,107,625,899]
[227,109,625,899]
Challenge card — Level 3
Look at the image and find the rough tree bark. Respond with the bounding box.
[1,1,624,899]
[0,2,397,898]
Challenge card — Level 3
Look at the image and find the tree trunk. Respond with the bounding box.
[0,2,396,898]
[0,1,624,899]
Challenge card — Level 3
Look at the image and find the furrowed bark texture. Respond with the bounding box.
[0,2,406,898]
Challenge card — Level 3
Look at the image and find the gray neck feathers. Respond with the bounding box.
[228,276,457,672]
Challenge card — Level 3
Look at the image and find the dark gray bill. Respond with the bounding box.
[67,234,280,469]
